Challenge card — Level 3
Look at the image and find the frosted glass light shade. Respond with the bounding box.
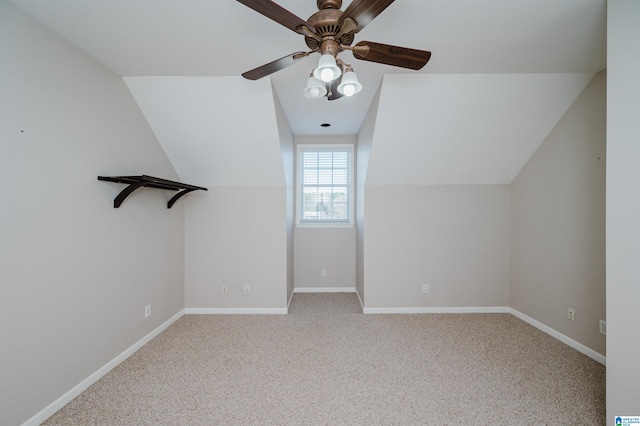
[337,70,362,96]
[303,76,327,99]
[313,54,342,83]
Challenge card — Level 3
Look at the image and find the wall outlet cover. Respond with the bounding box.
[599,319,606,335]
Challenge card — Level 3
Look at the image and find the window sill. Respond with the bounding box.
[296,222,354,229]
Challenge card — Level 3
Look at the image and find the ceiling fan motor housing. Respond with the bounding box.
[305,3,355,52]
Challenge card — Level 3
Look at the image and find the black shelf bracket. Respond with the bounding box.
[98,175,207,208]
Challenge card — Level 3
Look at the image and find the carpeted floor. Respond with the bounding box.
[43,293,605,425]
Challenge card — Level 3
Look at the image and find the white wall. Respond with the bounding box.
[184,187,287,310]
[273,90,295,304]
[0,2,185,424]
[178,85,291,310]
[128,77,291,313]
[294,227,357,288]
[510,71,606,356]
[363,185,510,309]
[294,135,357,290]
[606,0,640,416]
[356,87,381,303]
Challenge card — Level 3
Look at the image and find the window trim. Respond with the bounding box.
[296,144,354,228]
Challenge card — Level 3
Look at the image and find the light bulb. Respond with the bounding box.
[320,68,334,82]
[309,87,320,98]
[342,84,355,96]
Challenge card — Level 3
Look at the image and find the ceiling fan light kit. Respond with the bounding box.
[237,0,431,100]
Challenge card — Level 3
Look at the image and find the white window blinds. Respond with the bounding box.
[297,144,354,226]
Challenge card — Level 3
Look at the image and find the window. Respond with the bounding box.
[297,144,354,227]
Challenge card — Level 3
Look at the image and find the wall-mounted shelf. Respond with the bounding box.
[98,175,207,208]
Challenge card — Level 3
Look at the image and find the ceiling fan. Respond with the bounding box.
[236,0,432,100]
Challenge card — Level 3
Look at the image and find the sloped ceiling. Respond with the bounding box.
[125,76,285,185]
[367,73,595,185]
[8,0,606,185]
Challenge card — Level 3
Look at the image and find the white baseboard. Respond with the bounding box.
[363,306,511,314]
[23,310,185,426]
[185,307,288,315]
[509,308,606,365]
[294,287,357,293]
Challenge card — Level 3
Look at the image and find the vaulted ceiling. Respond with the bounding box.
[9,0,606,185]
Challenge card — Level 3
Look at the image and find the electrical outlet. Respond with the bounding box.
[222,285,228,294]
[568,308,575,321]
[422,284,429,294]
[321,269,327,277]
[599,319,606,335]
[243,285,250,295]
[145,305,151,318]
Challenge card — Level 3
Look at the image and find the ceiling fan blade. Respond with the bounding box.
[338,0,395,33]
[327,76,344,101]
[236,0,316,36]
[353,41,431,70]
[242,51,309,80]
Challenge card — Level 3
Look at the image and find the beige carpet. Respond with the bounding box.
[43,293,605,425]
